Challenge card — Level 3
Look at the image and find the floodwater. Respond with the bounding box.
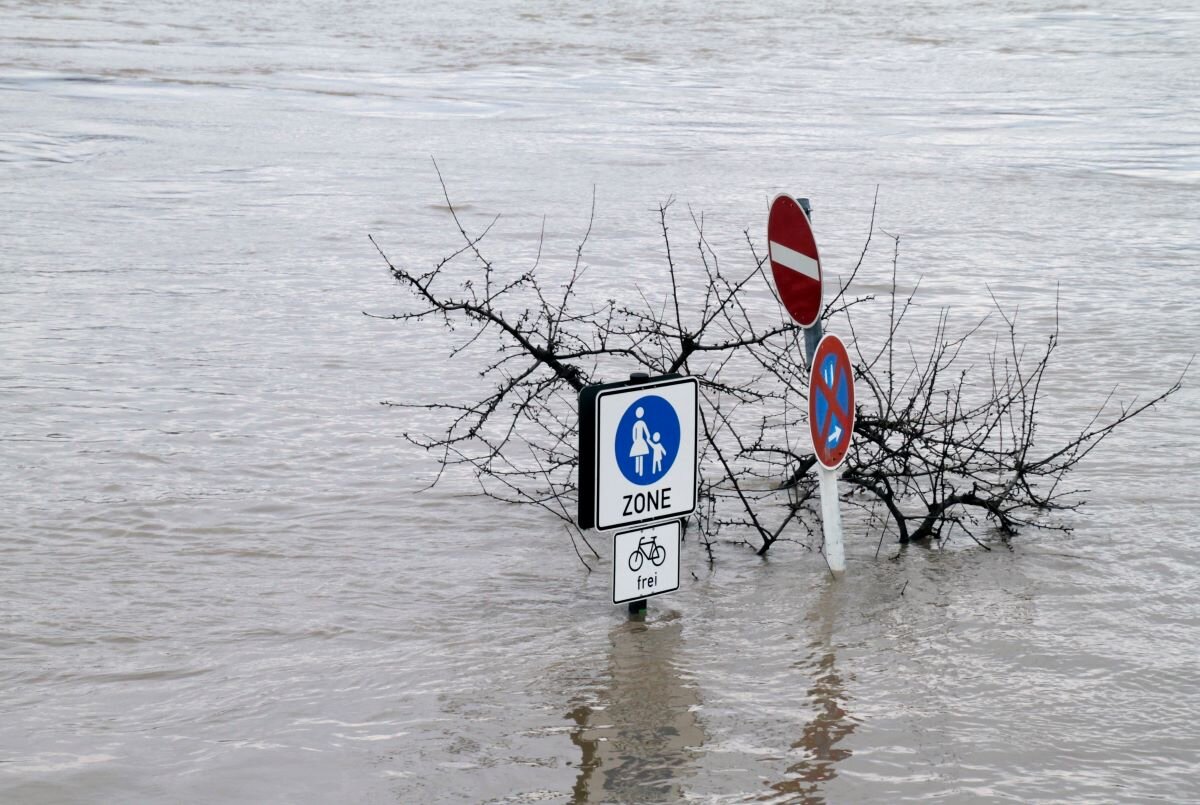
[3,1,1199,802]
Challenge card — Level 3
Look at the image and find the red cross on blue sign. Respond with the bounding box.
[808,334,855,470]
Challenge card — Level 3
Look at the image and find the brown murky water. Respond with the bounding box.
[3,1,1199,802]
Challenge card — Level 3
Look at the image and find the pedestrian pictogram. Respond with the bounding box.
[612,520,680,605]
[615,395,680,485]
[577,374,698,532]
[768,194,823,328]
[808,334,855,470]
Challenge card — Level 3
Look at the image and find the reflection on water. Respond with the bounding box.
[769,583,857,803]
[567,613,704,803]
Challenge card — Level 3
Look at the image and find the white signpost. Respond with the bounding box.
[612,520,681,605]
[578,373,698,610]
[592,376,698,532]
[808,334,855,574]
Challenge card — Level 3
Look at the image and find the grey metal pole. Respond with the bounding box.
[798,198,823,369]
[804,320,824,369]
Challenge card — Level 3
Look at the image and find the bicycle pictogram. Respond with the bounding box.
[611,521,681,605]
[627,534,667,572]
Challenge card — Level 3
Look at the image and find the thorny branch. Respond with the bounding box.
[370,166,1186,566]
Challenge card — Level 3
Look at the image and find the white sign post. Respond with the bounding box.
[808,334,855,574]
[612,520,681,605]
[578,373,698,611]
[593,376,698,532]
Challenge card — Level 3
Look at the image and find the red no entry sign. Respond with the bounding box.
[767,194,822,328]
[809,334,855,470]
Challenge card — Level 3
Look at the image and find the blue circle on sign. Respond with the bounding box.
[814,353,851,451]
[615,395,680,486]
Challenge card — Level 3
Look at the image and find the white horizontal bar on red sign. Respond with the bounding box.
[769,241,819,281]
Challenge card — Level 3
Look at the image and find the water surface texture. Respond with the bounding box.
[3,1,1199,802]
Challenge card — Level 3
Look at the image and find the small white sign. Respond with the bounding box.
[594,376,698,531]
[613,520,681,605]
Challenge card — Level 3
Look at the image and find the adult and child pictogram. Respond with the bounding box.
[615,394,680,485]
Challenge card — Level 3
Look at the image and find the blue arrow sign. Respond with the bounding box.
[813,353,851,456]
